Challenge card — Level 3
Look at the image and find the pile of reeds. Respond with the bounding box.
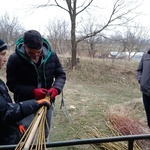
[87,126,131,150]
[106,114,150,149]
[78,113,150,150]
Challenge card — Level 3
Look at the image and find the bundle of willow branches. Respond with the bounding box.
[15,106,47,150]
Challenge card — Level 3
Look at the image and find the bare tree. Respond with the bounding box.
[85,36,100,58]
[81,17,104,58]
[36,0,142,69]
[120,25,149,61]
[0,13,25,47]
[46,19,70,55]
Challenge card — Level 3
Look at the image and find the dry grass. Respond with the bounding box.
[48,57,147,150]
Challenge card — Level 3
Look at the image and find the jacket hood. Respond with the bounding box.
[15,37,52,61]
[16,37,51,52]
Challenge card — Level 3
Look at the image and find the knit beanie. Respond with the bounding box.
[23,30,42,49]
[0,39,7,52]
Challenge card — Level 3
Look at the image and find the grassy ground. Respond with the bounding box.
[48,58,147,150]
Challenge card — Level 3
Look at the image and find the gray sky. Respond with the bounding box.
[1,0,150,35]
[1,0,63,34]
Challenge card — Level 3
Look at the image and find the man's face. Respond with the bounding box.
[0,50,7,69]
[24,46,43,60]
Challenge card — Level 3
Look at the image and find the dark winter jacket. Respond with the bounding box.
[0,79,39,145]
[137,51,150,96]
[6,38,66,102]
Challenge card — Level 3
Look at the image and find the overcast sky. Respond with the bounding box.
[0,0,150,35]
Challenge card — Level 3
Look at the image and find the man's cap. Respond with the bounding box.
[23,30,42,49]
[0,39,7,52]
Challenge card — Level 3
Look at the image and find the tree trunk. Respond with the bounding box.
[71,15,77,69]
[71,41,77,69]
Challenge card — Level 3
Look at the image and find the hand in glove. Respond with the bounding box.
[47,87,58,99]
[33,88,48,100]
[37,98,51,109]
[19,125,26,134]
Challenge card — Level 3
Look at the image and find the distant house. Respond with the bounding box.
[108,51,127,59]
[108,51,144,61]
[129,52,144,61]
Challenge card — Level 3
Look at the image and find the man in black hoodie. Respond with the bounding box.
[6,30,66,141]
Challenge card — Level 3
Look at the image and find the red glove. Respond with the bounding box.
[37,98,51,109]
[33,88,48,100]
[47,88,58,99]
[19,125,26,134]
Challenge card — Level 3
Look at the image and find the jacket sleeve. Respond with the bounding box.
[0,96,39,123]
[52,53,66,93]
[6,53,35,101]
[137,55,144,83]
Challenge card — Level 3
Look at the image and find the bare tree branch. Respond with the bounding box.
[76,0,94,16]
[77,0,142,43]
[34,0,143,68]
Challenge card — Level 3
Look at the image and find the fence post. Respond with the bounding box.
[128,139,134,150]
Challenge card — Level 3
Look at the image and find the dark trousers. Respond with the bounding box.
[142,93,150,128]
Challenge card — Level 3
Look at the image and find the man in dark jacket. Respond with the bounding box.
[6,30,66,141]
[137,50,150,128]
[0,38,51,145]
